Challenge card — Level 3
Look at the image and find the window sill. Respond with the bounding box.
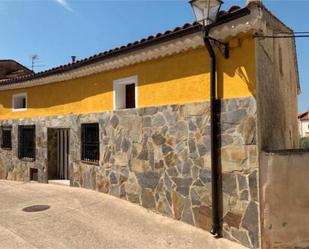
[1,147,12,151]
[12,108,27,112]
[19,157,35,162]
[81,160,99,166]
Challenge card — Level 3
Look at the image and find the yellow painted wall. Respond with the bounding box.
[0,37,255,120]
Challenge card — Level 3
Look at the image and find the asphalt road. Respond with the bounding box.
[0,180,247,249]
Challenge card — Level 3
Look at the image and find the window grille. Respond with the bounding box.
[81,123,99,162]
[1,126,12,149]
[18,125,35,159]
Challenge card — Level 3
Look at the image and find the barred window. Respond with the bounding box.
[18,125,35,160]
[81,123,99,162]
[1,126,12,149]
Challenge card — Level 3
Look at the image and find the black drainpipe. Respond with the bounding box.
[202,27,221,237]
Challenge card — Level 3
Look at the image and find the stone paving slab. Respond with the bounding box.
[0,180,248,249]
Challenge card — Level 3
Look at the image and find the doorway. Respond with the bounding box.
[47,128,70,183]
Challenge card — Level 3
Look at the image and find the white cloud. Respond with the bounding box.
[54,0,73,12]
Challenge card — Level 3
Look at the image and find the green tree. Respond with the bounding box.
[300,137,309,149]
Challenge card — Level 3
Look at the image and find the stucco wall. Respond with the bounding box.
[0,97,260,248]
[255,10,299,151]
[0,38,255,120]
[260,150,309,249]
[299,120,309,137]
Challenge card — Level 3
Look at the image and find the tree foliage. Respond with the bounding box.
[300,137,309,149]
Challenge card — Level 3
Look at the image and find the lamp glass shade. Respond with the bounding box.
[189,0,222,25]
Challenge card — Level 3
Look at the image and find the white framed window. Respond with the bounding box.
[113,76,138,110]
[12,93,27,112]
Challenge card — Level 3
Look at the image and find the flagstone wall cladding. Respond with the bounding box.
[0,97,259,248]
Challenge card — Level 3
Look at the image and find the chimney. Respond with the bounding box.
[246,0,262,7]
[71,56,76,63]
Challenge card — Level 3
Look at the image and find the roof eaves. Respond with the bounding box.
[298,111,309,119]
[260,4,293,33]
[1,7,250,86]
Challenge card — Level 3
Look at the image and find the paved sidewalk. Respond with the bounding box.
[0,180,247,249]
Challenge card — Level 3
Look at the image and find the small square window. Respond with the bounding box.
[81,123,99,163]
[1,126,12,150]
[125,84,136,109]
[18,125,35,160]
[13,93,27,111]
[113,76,137,110]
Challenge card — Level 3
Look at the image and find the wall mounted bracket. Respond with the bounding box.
[207,36,230,59]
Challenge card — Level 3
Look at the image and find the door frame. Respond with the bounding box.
[47,128,70,181]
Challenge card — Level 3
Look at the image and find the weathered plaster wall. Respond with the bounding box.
[0,97,259,248]
[299,120,309,138]
[260,150,309,249]
[255,10,299,150]
[0,39,255,120]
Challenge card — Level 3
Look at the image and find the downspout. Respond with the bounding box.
[203,27,221,237]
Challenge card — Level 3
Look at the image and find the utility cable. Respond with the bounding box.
[254,31,309,38]
[254,34,309,38]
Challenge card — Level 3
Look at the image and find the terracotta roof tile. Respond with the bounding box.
[299,112,309,121]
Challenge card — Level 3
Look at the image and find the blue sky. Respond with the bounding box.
[0,0,308,111]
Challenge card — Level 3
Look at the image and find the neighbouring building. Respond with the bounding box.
[298,111,309,137]
[0,2,302,249]
[0,60,32,80]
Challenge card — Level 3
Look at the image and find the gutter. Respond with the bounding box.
[202,6,251,238]
[203,28,221,237]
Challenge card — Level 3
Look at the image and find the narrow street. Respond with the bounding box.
[0,180,247,249]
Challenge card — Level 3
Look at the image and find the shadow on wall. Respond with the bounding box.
[0,39,256,114]
[217,37,256,100]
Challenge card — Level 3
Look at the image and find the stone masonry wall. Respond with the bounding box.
[0,97,259,248]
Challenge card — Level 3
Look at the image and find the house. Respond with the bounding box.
[0,60,32,80]
[0,1,300,249]
[298,111,309,137]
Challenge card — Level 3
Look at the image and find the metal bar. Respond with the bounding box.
[254,35,309,38]
[60,130,64,179]
[64,130,68,180]
[67,130,70,179]
[57,130,60,179]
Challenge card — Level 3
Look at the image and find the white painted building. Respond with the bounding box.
[298,111,309,137]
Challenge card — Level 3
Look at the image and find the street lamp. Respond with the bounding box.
[189,0,228,58]
[188,0,226,238]
[189,0,223,26]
